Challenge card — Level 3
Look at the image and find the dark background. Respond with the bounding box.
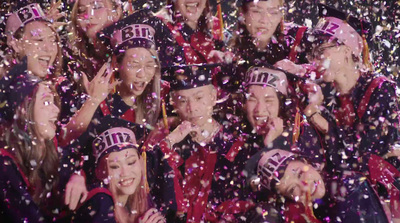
[1,0,399,84]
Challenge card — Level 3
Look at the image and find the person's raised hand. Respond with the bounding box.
[82,63,121,103]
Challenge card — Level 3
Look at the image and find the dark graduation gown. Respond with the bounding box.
[322,72,400,173]
[148,124,256,222]
[0,138,81,223]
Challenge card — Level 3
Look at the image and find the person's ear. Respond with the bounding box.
[238,13,245,24]
[210,86,217,106]
[342,45,352,63]
[110,4,122,22]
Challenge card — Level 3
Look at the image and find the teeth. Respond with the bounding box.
[187,3,198,6]
[38,56,50,62]
[255,116,268,121]
[120,179,134,186]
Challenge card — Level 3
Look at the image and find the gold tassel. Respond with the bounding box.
[142,150,150,193]
[161,99,169,130]
[362,35,373,70]
[292,109,301,144]
[216,1,224,41]
[280,0,285,34]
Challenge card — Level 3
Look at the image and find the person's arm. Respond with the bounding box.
[58,64,119,146]
[73,192,116,223]
[0,156,47,223]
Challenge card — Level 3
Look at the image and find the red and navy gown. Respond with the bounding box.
[0,138,82,222]
[321,72,400,173]
[147,124,256,222]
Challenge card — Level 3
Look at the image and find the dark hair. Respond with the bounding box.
[228,2,285,57]
[159,0,214,37]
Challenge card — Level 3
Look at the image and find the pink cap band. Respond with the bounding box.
[245,67,288,95]
[315,16,363,56]
[6,3,47,41]
[92,127,137,163]
[111,24,156,49]
[257,149,295,190]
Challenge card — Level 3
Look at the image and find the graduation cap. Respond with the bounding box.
[5,1,49,44]
[257,149,295,190]
[245,66,289,95]
[81,115,146,165]
[236,0,284,7]
[98,9,183,68]
[167,63,219,91]
[99,9,156,55]
[0,58,41,123]
[313,4,372,60]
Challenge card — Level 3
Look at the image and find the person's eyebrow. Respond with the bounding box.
[193,90,205,96]
[264,95,275,99]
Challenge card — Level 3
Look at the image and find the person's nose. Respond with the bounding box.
[135,66,146,79]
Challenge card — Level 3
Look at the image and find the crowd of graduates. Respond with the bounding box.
[0,0,399,222]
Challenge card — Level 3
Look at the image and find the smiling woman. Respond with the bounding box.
[4,3,62,80]
[0,70,62,221]
[73,118,166,223]
[68,0,122,78]
[253,149,390,222]
[155,0,225,64]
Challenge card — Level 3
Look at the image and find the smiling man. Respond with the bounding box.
[148,64,256,222]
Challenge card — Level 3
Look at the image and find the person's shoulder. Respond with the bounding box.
[366,73,397,99]
[82,187,114,207]
[0,150,18,167]
[283,22,307,38]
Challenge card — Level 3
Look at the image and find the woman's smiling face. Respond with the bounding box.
[107,148,142,197]
[276,161,325,203]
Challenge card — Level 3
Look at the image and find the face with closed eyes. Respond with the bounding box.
[107,148,142,198]
[75,0,117,41]
[276,161,325,203]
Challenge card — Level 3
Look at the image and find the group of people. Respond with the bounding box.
[0,0,399,222]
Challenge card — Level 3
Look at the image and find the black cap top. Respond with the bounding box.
[0,58,41,123]
[317,4,372,42]
[167,64,219,91]
[77,115,146,164]
[98,9,157,55]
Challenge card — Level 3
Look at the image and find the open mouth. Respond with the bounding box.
[48,118,58,130]
[255,116,269,124]
[310,180,320,196]
[119,178,134,187]
[186,2,199,13]
[38,56,51,69]
[132,81,146,91]
[256,28,269,34]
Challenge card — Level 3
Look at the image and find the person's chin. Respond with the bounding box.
[32,68,48,78]
[87,29,101,42]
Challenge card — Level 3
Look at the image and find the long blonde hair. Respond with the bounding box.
[115,48,161,127]
[68,0,122,79]
[4,84,61,210]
